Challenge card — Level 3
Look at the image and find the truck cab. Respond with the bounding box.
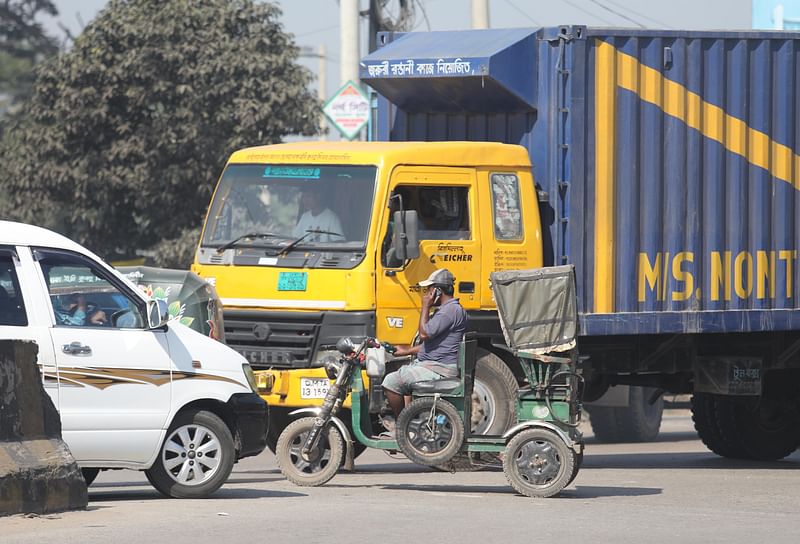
[192,141,542,446]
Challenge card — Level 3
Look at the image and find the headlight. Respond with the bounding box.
[323,356,342,380]
[242,363,258,393]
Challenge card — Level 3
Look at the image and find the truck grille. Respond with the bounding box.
[223,310,320,368]
[222,309,375,370]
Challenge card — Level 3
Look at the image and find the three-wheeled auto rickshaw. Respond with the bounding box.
[276,265,584,497]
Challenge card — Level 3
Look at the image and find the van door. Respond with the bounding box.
[35,248,171,466]
[0,247,59,408]
[375,167,480,344]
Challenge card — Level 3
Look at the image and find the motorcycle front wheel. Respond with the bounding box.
[276,417,344,487]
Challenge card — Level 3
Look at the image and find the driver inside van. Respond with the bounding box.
[55,293,107,326]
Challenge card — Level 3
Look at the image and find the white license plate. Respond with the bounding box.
[300,378,330,399]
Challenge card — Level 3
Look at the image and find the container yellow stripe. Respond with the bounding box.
[608,40,800,189]
[594,41,616,314]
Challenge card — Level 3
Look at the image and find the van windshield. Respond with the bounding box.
[202,164,377,251]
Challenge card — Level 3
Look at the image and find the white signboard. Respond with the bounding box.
[323,80,369,140]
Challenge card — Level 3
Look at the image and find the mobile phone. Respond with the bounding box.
[432,287,442,305]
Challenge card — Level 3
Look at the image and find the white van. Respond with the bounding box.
[0,221,267,498]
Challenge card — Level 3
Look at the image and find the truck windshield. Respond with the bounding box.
[202,164,377,251]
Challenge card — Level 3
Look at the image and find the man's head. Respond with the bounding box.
[419,268,456,298]
[300,187,323,214]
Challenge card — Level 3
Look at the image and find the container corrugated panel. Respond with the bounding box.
[370,26,800,336]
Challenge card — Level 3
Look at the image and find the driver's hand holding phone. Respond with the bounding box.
[422,286,442,309]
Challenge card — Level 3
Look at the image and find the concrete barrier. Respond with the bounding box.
[1,340,87,516]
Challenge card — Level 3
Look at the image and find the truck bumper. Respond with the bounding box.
[255,368,368,409]
[227,392,269,459]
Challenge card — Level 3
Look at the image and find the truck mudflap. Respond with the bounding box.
[226,392,269,459]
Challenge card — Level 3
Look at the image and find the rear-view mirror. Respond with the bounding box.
[147,299,169,329]
[393,210,420,261]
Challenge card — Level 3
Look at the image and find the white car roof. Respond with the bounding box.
[1,220,86,253]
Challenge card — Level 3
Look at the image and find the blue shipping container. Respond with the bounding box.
[361,26,800,337]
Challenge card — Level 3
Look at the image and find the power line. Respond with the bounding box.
[602,0,671,28]
[503,0,542,26]
[294,24,339,38]
[589,0,645,28]
[560,0,617,26]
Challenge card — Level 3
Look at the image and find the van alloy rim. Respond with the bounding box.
[162,424,222,485]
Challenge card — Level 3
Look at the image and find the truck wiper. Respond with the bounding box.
[277,229,343,256]
[216,232,289,254]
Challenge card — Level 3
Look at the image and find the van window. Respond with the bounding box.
[36,251,146,329]
[490,173,523,240]
[0,253,28,326]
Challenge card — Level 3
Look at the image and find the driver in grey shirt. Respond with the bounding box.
[381,269,467,433]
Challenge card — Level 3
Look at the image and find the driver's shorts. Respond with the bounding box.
[381,362,444,395]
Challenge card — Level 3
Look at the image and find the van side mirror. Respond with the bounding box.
[393,210,420,261]
[147,299,169,329]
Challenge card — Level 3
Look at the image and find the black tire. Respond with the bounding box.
[276,417,344,487]
[691,392,748,458]
[396,397,465,466]
[471,349,518,435]
[145,409,235,499]
[81,468,99,487]
[715,395,799,461]
[589,386,663,443]
[566,451,583,486]
[503,427,576,498]
[267,408,367,459]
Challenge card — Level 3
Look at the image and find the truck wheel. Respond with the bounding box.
[503,427,575,498]
[715,395,800,461]
[472,349,517,435]
[691,392,746,458]
[81,468,99,487]
[276,417,344,487]
[589,386,663,442]
[145,409,235,498]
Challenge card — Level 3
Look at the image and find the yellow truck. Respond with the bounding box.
[192,141,543,450]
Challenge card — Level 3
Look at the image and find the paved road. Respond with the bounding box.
[4,410,800,543]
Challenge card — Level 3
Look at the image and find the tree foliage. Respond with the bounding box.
[0,0,59,111]
[0,0,319,264]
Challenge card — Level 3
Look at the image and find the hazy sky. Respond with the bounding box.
[44,0,753,100]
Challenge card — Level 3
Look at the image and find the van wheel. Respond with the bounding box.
[145,410,235,498]
[81,468,99,487]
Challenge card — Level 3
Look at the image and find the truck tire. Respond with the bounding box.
[589,386,663,443]
[714,395,799,461]
[691,392,747,458]
[145,409,236,498]
[471,349,518,435]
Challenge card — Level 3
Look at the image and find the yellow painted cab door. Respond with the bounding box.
[375,167,480,344]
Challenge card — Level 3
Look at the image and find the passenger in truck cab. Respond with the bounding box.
[380,268,468,436]
[293,186,344,242]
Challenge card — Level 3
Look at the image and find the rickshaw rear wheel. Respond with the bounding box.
[397,397,464,466]
[276,417,344,487]
[503,427,576,498]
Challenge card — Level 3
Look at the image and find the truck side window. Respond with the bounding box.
[0,253,28,327]
[36,251,146,329]
[416,186,470,240]
[490,173,523,240]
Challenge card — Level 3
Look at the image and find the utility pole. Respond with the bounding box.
[340,0,360,86]
[471,0,490,29]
